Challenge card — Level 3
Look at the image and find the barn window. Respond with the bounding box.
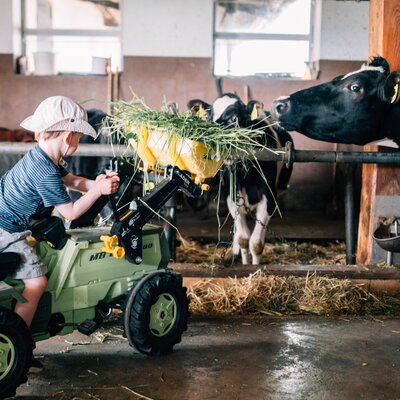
[16,0,122,75]
[213,0,316,79]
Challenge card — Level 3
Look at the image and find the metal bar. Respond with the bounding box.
[344,165,356,265]
[1,142,400,166]
[0,143,134,157]
[256,148,400,164]
[24,28,121,37]
[215,32,310,41]
[163,194,178,260]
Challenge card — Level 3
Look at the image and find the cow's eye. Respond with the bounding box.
[350,83,361,93]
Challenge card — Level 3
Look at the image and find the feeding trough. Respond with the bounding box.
[373,219,400,253]
[373,219,400,266]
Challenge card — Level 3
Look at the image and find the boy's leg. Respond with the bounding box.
[14,275,47,327]
[3,229,48,327]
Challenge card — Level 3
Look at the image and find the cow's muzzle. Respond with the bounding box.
[272,97,291,118]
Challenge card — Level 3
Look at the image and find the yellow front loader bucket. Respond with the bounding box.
[130,125,224,184]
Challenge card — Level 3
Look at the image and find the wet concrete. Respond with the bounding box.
[15,316,400,400]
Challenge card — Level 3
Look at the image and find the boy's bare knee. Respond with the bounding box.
[24,275,47,293]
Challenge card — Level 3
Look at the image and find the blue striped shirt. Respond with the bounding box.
[0,145,71,233]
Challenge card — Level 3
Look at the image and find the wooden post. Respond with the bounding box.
[107,69,113,115]
[357,0,400,264]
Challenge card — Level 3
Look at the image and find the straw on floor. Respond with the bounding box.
[187,270,400,316]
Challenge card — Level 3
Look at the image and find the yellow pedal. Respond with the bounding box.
[100,235,125,259]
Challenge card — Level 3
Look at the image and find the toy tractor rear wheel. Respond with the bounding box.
[0,307,34,399]
[124,271,189,356]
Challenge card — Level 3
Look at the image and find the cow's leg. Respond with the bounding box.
[227,195,250,264]
[250,195,270,265]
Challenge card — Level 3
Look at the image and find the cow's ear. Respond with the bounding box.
[368,56,390,73]
[246,100,264,121]
[187,99,211,110]
[381,72,400,104]
[187,99,211,120]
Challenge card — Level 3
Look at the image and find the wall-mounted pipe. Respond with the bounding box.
[0,142,133,157]
[1,142,399,164]
[256,143,400,165]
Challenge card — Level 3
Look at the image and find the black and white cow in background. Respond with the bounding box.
[272,56,400,147]
[188,93,293,265]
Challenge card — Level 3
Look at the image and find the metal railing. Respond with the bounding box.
[2,141,400,165]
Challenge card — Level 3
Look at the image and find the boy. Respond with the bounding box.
[0,95,120,331]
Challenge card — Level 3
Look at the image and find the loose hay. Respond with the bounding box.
[187,270,400,316]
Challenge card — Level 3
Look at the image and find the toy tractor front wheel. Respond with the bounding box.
[124,271,189,356]
[0,307,34,399]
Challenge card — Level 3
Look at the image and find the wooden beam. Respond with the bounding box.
[173,262,400,280]
[175,263,400,298]
[357,0,400,264]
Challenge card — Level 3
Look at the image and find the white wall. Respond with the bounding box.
[319,0,369,60]
[122,0,213,57]
[0,0,13,54]
[122,0,369,60]
[2,0,369,61]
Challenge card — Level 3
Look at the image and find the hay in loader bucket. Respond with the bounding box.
[104,93,277,183]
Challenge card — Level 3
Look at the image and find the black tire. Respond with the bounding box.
[0,307,34,399]
[124,271,190,356]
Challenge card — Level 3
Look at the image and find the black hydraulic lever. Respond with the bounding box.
[108,194,120,223]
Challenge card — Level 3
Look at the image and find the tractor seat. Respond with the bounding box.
[0,252,20,281]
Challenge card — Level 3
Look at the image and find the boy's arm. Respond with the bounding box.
[55,175,119,221]
[63,172,118,192]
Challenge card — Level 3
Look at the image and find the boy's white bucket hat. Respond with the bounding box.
[20,95,97,138]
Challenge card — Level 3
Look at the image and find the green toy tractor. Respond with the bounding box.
[0,165,201,399]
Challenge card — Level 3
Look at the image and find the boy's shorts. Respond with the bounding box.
[0,228,47,280]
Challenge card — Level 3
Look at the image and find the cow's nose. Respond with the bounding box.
[273,98,290,116]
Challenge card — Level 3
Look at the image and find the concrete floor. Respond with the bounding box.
[16,316,400,400]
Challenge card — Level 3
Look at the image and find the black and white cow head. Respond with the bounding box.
[187,93,264,127]
[272,56,400,146]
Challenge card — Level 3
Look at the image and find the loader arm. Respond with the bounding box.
[110,166,202,264]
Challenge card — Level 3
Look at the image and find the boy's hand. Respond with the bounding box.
[95,171,119,182]
[56,173,120,221]
[95,173,120,195]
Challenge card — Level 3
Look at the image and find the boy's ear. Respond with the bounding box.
[62,131,73,145]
